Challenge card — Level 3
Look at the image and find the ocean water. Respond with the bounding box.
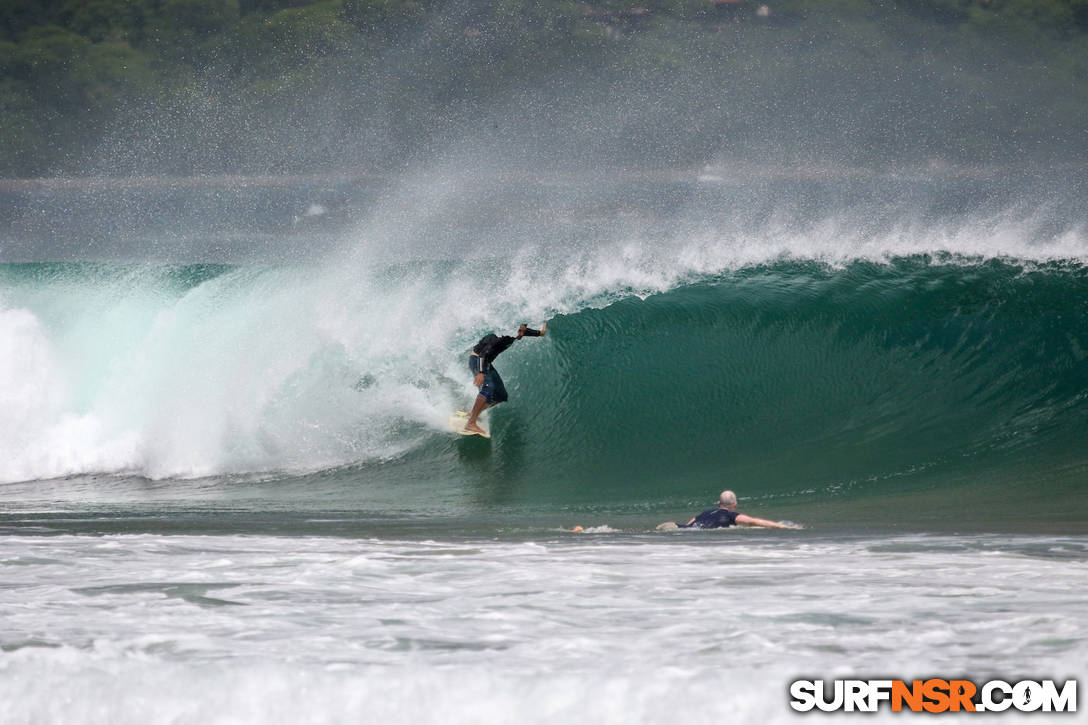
[1,532,1085,723]
[1,173,1086,722]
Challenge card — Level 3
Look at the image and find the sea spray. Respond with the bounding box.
[0,252,1085,514]
[1,171,1086,494]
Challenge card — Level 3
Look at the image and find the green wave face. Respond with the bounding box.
[461,259,1088,519]
[0,257,1085,528]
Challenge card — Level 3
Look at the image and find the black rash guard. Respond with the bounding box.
[680,507,740,529]
[470,334,517,375]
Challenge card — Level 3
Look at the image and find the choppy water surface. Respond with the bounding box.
[1,531,1084,724]
[2,175,1085,722]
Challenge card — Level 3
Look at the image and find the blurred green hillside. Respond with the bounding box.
[1,0,1086,176]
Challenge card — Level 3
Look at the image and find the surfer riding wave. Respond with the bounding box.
[464,323,545,435]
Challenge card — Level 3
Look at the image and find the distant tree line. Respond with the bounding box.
[1,0,1086,176]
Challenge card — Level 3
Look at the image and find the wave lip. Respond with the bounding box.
[0,208,1085,499]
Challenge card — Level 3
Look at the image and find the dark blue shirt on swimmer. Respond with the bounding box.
[680,508,739,529]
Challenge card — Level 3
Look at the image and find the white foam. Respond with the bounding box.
[0,194,1084,483]
[0,533,1083,724]
[0,653,786,725]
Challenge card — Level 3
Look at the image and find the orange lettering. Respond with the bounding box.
[948,680,977,712]
[892,680,924,712]
[922,679,951,713]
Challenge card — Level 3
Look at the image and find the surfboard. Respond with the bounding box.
[450,410,490,439]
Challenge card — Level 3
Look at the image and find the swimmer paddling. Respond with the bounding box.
[657,490,801,530]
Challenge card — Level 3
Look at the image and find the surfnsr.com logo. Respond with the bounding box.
[789,679,1077,713]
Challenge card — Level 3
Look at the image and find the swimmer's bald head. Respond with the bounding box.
[719,490,738,510]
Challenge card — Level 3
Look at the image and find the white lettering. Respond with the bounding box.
[868,680,893,711]
[816,680,844,712]
[1040,680,1077,712]
[1014,681,1043,712]
[982,680,1013,712]
[789,680,817,712]
[845,680,869,712]
[791,677,1076,714]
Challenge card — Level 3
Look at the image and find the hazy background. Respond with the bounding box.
[1,0,1086,178]
[2,0,1085,262]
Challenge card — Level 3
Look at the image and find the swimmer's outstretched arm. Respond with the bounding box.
[735,514,803,530]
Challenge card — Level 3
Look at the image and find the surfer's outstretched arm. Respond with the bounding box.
[735,514,802,530]
[469,324,546,388]
[464,323,546,434]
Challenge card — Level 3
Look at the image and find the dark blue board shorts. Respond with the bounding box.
[476,367,508,404]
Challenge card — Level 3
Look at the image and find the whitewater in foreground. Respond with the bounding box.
[1,172,1086,722]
